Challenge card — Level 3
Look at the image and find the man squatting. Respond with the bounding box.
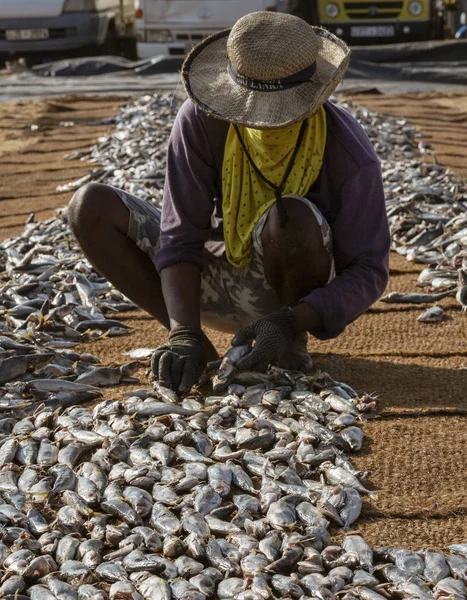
[68,11,390,394]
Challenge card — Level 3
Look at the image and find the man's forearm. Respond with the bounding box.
[292,302,322,336]
[160,262,202,330]
[297,260,389,340]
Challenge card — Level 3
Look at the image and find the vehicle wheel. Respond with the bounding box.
[99,23,119,56]
[120,37,138,60]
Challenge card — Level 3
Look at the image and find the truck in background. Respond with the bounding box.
[135,0,281,59]
[318,0,445,43]
[0,0,137,64]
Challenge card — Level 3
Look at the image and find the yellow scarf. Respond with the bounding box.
[222,106,327,268]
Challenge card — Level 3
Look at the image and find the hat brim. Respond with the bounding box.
[182,27,350,130]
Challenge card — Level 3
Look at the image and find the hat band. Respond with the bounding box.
[228,60,317,92]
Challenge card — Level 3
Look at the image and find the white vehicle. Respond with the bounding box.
[135,0,284,59]
[0,0,137,63]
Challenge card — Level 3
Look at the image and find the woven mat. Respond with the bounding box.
[346,92,467,178]
[335,516,467,551]
[314,355,467,413]
[352,416,467,516]
[2,92,466,551]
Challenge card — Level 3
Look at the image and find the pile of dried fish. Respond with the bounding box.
[0,336,142,411]
[353,105,467,316]
[58,93,179,205]
[0,209,139,350]
[0,211,143,409]
[0,349,464,600]
[60,94,467,317]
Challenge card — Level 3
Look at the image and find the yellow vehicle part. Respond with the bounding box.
[319,0,430,22]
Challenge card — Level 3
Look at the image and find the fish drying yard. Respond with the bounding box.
[0,89,466,600]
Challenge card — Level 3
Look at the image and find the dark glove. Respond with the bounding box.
[151,326,208,394]
[231,307,299,372]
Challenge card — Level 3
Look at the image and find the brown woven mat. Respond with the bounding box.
[1,92,467,550]
[352,416,467,516]
[334,516,467,551]
[344,92,467,178]
[313,354,467,413]
[0,96,122,239]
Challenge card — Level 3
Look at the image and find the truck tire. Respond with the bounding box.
[120,37,138,60]
[99,23,119,56]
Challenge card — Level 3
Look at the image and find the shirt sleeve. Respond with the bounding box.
[155,101,218,273]
[302,161,390,340]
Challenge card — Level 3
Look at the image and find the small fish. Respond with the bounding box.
[1,99,466,600]
[456,270,467,310]
[75,319,131,332]
[446,544,467,560]
[125,401,200,417]
[125,347,155,359]
[341,486,363,530]
[433,577,466,600]
[342,535,373,571]
[424,550,450,584]
[381,290,454,304]
[0,353,55,385]
[319,462,379,499]
[417,305,445,323]
[75,362,139,387]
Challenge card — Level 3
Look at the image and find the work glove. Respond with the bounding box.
[151,326,208,394]
[231,307,299,372]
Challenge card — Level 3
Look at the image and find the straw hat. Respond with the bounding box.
[182,11,351,130]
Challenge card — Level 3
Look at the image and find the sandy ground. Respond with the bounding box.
[0,91,466,550]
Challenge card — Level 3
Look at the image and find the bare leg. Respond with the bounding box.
[260,197,331,371]
[261,197,331,305]
[68,183,170,329]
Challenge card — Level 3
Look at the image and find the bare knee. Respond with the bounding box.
[263,198,321,249]
[68,183,129,239]
[261,198,331,298]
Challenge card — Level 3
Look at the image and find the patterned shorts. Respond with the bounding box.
[112,188,335,333]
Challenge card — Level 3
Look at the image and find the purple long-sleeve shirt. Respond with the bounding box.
[156,98,390,340]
